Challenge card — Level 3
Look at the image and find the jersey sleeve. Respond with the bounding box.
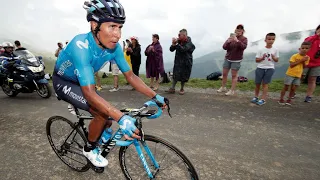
[69,39,95,86]
[114,43,130,73]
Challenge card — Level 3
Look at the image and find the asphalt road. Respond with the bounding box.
[0,88,319,180]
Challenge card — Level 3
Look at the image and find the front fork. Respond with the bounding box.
[134,131,160,179]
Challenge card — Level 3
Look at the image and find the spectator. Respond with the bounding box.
[109,60,120,92]
[55,42,63,58]
[279,41,311,105]
[166,29,196,95]
[0,45,4,54]
[251,32,279,105]
[217,24,248,96]
[123,39,132,70]
[126,36,141,77]
[14,40,27,51]
[302,24,320,103]
[95,72,102,91]
[145,34,164,91]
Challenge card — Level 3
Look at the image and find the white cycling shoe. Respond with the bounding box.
[83,147,108,167]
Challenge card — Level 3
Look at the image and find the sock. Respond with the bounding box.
[84,141,96,152]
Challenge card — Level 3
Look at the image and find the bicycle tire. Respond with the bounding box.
[46,116,90,172]
[119,134,199,180]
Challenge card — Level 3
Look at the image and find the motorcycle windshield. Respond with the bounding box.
[13,50,40,67]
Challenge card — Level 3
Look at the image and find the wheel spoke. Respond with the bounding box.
[46,116,89,172]
[119,135,198,179]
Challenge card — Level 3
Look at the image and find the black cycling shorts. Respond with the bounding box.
[52,74,91,111]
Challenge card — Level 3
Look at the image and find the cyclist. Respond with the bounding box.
[52,0,167,167]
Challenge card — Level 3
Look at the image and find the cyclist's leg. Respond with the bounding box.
[52,74,109,167]
[87,108,112,144]
[52,74,90,111]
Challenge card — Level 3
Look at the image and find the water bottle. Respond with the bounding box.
[99,128,113,145]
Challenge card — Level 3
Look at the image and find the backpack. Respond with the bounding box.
[237,76,248,83]
[102,72,108,78]
[206,72,222,81]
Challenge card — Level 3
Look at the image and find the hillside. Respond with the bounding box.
[191,29,315,79]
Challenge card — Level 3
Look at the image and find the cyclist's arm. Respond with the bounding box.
[72,46,124,122]
[81,85,123,121]
[114,44,157,99]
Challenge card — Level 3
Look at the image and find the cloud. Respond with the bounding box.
[0,0,319,69]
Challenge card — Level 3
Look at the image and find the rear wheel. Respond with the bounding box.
[46,116,90,172]
[119,135,199,180]
[1,83,18,97]
[37,83,52,98]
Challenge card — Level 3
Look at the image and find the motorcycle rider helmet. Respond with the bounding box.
[2,42,14,48]
[83,0,126,24]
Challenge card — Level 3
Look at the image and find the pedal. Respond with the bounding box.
[91,165,104,173]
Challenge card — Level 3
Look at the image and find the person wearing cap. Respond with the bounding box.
[217,24,248,96]
[302,24,320,103]
[126,36,141,77]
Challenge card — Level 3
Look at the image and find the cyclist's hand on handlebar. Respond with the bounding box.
[152,94,169,109]
[118,115,141,140]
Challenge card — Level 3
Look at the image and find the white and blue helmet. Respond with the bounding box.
[83,0,126,24]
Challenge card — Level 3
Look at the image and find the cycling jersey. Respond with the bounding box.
[54,31,130,86]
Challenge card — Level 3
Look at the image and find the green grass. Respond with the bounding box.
[99,74,319,95]
[43,59,319,95]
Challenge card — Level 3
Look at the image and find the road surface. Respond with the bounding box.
[0,88,319,180]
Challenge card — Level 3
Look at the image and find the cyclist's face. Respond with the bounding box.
[99,22,123,49]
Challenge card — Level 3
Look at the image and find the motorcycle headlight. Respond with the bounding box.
[28,64,44,73]
[16,66,27,71]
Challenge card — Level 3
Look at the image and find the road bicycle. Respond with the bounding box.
[46,99,199,179]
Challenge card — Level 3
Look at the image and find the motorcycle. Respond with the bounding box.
[0,50,52,98]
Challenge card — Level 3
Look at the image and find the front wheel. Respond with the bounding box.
[119,135,199,180]
[37,83,52,98]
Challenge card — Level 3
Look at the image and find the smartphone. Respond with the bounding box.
[230,33,236,37]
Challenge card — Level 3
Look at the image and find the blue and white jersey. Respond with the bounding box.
[54,32,130,86]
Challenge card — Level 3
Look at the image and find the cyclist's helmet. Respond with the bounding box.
[2,42,14,48]
[83,0,126,24]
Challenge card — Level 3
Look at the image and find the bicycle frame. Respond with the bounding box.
[72,108,161,179]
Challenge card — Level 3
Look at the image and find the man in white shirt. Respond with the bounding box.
[251,33,279,105]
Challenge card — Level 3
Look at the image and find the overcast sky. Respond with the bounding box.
[1,0,319,65]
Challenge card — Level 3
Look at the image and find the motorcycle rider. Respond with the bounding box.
[0,42,20,83]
